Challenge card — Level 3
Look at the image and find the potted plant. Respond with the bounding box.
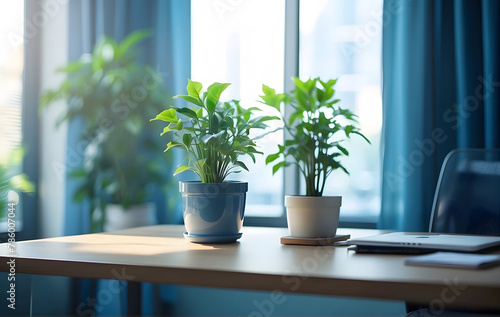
[40,30,175,232]
[151,79,278,243]
[260,77,370,238]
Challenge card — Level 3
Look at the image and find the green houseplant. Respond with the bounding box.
[260,77,370,237]
[40,30,174,232]
[151,79,277,242]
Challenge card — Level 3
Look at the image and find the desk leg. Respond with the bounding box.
[127,281,142,316]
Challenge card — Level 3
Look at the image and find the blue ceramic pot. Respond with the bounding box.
[180,181,248,236]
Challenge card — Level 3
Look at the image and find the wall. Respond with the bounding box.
[35,0,72,314]
[37,0,68,240]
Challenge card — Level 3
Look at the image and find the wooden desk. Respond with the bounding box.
[1,225,500,312]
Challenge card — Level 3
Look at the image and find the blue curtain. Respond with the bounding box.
[380,0,500,231]
[62,1,190,315]
[63,0,189,236]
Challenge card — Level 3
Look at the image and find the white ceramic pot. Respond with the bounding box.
[103,203,156,232]
[285,195,342,238]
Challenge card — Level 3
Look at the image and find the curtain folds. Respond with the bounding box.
[380,0,500,231]
[63,0,190,234]
[62,1,190,315]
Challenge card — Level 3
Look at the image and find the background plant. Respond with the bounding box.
[152,79,278,183]
[260,77,370,196]
[0,148,35,221]
[40,30,174,232]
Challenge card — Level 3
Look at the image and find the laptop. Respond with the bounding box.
[348,232,500,254]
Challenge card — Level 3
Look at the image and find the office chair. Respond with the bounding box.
[407,148,500,317]
[429,148,500,236]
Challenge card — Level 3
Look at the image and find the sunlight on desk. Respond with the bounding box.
[71,234,212,256]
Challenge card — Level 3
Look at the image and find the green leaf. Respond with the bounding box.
[201,130,225,144]
[292,77,303,90]
[245,146,261,154]
[175,107,198,120]
[344,125,354,137]
[272,161,287,175]
[68,168,87,178]
[303,78,317,93]
[56,60,84,73]
[316,87,325,102]
[234,161,249,172]
[73,187,87,202]
[173,165,191,176]
[262,84,276,96]
[196,108,204,118]
[165,141,182,152]
[352,130,371,144]
[211,113,220,132]
[224,116,234,128]
[259,84,285,111]
[103,180,119,196]
[116,29,151,58]
[249,115,280,126]
[265,152,280,165]
[10,174,35,193]
[176,119,183,130]
[173,94,204,107]
[319,78,336,101]
[195,158,206,169]
[288,111,303,126]
[39,90,58,109]
[338,163,349,175]
[337,145,349,156]
[324,78,338,87]
[91,36,117,69]
[206,82,231,112]
[186,79,203,98]
[150,108,177,122]
[160,125,172,136]
[247,152,256,163]
[295,88,309,110]
[182,134,192,148]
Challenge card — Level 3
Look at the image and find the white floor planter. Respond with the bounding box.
[103,203,156,232]
[285,196,342,238]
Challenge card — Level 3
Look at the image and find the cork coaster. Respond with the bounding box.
[280,234,351,246]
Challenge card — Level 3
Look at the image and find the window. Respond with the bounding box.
[299,0,383,223]
[191,0,382,225]
[191,0,286,218]
[0,0,25,231]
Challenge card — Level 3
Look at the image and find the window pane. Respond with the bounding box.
[299,0,383,221]
[0,0,24,229]
[191,0,285,217]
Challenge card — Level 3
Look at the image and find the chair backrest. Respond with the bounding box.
[429,148,500,235]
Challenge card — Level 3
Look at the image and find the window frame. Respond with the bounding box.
[243,0,299,228]
[244,0,379,229]
[20,0,40,241]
